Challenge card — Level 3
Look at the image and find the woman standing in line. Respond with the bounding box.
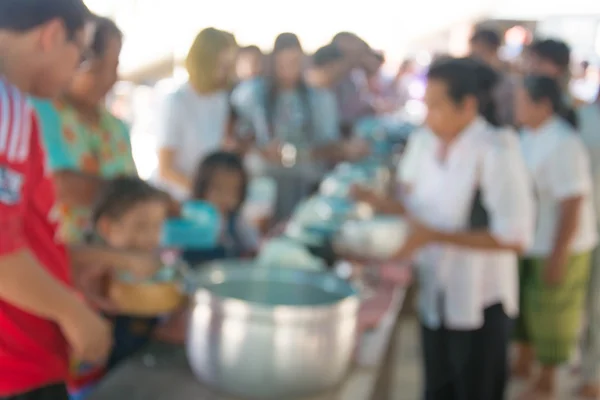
[513,76,597,400]
[353,57,534,400]
[153,27,237,200]
[41,15,137,244]
[231,32,368,223]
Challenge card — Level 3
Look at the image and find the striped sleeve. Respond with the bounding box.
[0,80,31,255]
[0,81,31,163]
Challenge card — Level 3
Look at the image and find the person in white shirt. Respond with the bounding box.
[513,75,597,400]
[575,91,600,399]
[353,57,535,400]
[153,28,237,200]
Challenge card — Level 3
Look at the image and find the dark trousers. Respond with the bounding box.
[2,384,69,400]
[421,303,512,400]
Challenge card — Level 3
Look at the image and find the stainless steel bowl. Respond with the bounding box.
[186,260,359,399]
[334,216,408,260]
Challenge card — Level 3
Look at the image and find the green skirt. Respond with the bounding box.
[514,252,591,365]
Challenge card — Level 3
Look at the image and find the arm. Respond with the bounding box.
[157,149,191,191]
[352,129,430,215]
[0,108,82,322]
[0,250,81,321]
[68,245,160,278]
[155,92,191,192]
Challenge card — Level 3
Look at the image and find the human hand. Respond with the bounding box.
[224,134,256,155]
[342,138,371,162]
[261,140,282,164]
[543,254,567,286]
[74,264,118,314]
[58,301,113,364]
[393,218,438,261]
[121,252,162,281]
[349,184,382,210]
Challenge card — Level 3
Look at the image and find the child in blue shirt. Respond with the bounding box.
[182,151,259,266]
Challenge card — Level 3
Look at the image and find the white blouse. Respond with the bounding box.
[520,116,598,256]
[151,82,230,200]
[399,118,535,330]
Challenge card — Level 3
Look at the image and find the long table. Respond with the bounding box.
[88,288,405,400]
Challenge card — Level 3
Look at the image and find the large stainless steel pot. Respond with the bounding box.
[186,261,359,399]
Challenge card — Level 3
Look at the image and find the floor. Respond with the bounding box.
[391,317,584,400]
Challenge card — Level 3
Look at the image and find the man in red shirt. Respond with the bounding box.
[0,1,112,399]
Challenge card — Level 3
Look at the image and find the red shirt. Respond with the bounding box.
[0,80,70,396]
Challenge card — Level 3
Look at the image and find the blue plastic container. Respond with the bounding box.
[161,218,220,250]
[181,200,221,228]
[161,200,221,250]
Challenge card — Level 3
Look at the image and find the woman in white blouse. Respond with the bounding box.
[513,75,597,400]
[353,57,535,400]
[153,28,237,200]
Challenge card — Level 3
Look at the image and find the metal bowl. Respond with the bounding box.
[334,216,408,260]
[186,261,359,399]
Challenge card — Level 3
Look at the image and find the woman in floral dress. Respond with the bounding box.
[38,15,137,244]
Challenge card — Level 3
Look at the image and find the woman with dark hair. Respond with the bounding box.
[181,151,259,265]
[40,15,137,244]
[231,32,368,223]
[513,75,597,400]
[352,57,534,400]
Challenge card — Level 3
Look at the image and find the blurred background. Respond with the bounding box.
[84,0,600,178]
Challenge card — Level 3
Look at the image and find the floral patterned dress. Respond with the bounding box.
[34,99,137,243]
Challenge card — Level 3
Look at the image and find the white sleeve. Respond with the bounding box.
[481,130,535,248]
[155,91,184,150]
[547,134,592,200]
[397,128,429,186]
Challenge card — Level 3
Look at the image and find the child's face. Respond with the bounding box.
[204,169,244,216]
[98,200,168,251]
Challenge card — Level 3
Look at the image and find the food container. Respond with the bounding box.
[161,219,220,250]
[110,266,186,317]
[162,200,221,250]
[334,216,408,260]
[186,260,359,399]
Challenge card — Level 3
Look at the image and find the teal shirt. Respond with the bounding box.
[31,98,77,170]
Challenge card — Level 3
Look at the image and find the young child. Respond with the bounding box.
[182,151,259,265]
[69,177,171,398]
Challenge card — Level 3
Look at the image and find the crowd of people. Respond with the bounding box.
[1,0,600,400]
